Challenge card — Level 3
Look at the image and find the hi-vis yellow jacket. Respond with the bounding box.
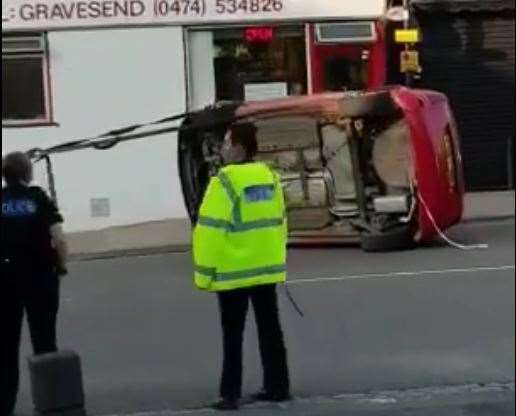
[193,162,287,292]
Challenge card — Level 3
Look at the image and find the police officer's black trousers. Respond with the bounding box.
[217,284,290,400]
[1,265,59,415]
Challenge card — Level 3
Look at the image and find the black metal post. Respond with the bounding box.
[43,155,59,206]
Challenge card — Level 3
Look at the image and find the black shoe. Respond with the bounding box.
[250,390,293,402]
[212,398,240,411]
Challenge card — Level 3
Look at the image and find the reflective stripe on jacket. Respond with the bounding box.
[193,162,287,292]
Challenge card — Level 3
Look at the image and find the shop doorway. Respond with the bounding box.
[187,25,308,110]
[323,56,368,91]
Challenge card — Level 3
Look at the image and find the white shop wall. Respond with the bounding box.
[1,27,188,232]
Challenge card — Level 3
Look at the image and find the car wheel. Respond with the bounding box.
[360,225,415,252]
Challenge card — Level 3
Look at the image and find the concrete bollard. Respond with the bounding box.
[27,351,86,416]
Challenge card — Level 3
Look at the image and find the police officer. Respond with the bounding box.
[193,123,291,410]
[1,152,68,416]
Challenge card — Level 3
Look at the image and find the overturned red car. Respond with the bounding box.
[179,86,464,251]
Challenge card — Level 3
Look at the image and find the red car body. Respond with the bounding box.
[179,86,464,249]
[390,88,464,242]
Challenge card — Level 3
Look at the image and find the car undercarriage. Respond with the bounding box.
[179,92,420,251]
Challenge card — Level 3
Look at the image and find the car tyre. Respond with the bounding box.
[360,225,415,252]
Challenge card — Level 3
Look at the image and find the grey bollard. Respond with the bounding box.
[27,350,86,416]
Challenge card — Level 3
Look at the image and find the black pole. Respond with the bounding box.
[43,154,59,206]
[403,0,413,87]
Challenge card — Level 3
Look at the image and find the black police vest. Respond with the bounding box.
[1,185,61,267]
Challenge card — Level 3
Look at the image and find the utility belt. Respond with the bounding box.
[2,250,56,273]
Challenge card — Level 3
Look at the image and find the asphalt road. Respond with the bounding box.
[15,219,515,416]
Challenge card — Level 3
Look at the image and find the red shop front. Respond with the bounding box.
[307,21,387,94]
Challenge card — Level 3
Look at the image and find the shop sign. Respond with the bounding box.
[244,26,274,43]
[395,28,421,44]
[244,82,288,101]
[2,0,386,31]
[400,50,421,73]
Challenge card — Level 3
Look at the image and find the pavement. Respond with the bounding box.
[67,191,515,260]
[14,208,515,416]
[463,191,515,223]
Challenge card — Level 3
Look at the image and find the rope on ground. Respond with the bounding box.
[418,192,489,251]
[284,284,305,318]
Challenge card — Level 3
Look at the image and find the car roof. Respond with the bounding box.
[235,86,414,120]
[189,86,447,127]
[236,92,346,119]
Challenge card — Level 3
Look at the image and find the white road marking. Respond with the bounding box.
[287,265,516,286]
[105,383,515,416]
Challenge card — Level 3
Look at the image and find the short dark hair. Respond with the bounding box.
[230,123,258,160]
[2,152,33,185]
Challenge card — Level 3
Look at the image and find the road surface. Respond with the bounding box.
[15,219,515,415]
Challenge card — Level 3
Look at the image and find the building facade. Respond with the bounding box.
[2,0,394,251]
[4,0,513,253]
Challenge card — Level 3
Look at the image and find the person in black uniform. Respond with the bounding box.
[1,152,68,416]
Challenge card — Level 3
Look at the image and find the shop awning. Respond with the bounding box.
[412,0,515,13]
